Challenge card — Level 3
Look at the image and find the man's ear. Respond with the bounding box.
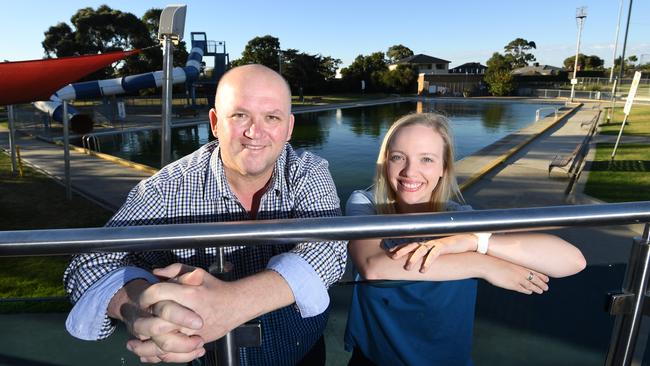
[209,108,219,138]
[286,114,295,141]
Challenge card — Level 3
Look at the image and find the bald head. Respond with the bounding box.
[215,64,292,109]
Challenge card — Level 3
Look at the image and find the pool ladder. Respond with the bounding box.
[82,134,101,153]
[535,107,559,122]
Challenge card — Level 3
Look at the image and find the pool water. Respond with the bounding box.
[92,99,561,203]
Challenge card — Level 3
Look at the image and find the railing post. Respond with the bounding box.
[606,223,650,366]
[209,250,262,366]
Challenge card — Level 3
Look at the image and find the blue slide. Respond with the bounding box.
[34,44,204,128]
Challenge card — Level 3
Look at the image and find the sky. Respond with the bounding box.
[1,0,649,70]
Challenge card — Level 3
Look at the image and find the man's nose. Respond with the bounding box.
[244,118,262,139]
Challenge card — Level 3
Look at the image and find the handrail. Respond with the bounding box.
[0,202,648,257]
[535,106,558,121]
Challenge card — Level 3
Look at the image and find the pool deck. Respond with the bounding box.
[0,99,646,365]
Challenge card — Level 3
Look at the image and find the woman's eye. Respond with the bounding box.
[389,155,403,162]
[422,157,434,163]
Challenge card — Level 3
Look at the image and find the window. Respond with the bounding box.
[436,64,445,70]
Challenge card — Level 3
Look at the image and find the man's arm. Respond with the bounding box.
[266,155,347,317]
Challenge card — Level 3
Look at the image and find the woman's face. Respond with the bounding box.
[386,124,445,212]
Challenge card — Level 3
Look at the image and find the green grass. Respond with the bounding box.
[291,93,393,106]
[584,143,650,202]
[0,152,113,312]
[601,105,650,136]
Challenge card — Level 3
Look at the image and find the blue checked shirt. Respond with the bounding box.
[63,140,347,365]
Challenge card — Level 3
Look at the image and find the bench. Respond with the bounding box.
[549,110,601,176]
[548,143,584,176]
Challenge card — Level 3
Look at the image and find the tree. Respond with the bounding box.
[231,35,281,70]
[612,55,641,77]
[42,5,188,80]
[503,38,537,69]
[386,44,414,64]
[379,64,417,93]
[484,52,515,96]
[281,49,341,94]
[563,54,604,71]
[340,52,388,92]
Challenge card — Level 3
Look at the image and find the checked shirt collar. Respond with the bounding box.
[205,143,287,210]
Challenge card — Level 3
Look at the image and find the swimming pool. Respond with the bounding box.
[88,98,562,203]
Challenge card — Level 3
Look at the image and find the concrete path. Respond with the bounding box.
[0,129,152,212]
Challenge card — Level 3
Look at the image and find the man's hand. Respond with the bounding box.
[107,278,206,363]
[139,264,250,343]
[138,263,296,344]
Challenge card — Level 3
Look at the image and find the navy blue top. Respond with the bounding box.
[345,190,476,366]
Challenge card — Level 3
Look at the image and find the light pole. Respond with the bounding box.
[570,7,587,103]
[609,0,624,84]
[158,5,187,168]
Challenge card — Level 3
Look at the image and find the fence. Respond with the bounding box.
[1,202,650,365]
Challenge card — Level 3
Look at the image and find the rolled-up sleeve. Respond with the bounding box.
[269,154,347,317]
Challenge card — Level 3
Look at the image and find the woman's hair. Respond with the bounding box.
[373,112,464,214]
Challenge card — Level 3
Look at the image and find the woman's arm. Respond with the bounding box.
[391,233,586,278]
[349,238,549,294]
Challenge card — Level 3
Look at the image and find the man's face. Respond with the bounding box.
[210,68,294,180]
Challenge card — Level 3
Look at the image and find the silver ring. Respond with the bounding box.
[527,272,534,281]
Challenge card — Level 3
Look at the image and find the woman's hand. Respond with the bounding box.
[389,234,477,273]
[482,259,550,294]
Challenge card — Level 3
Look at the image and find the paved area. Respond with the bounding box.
[1,100,646,365]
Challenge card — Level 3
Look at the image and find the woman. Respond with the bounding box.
[345,113,586,366]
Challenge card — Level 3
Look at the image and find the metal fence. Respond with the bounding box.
[533,88,615,101]
[1,202,650,365]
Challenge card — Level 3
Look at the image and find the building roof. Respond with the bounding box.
[450,62,487,71]
[394,54,451,65]
[511,64,563,76]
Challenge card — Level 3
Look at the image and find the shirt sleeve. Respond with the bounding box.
[63,179,170,340]
[267,155,347,318]
[65,267,159,340]
[345,190,376,216]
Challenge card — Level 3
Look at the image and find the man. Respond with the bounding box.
[64,64,347,365]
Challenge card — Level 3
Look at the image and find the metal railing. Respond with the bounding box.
[535,88,614,101]
[1,202,650,366]
[535,107,558,121]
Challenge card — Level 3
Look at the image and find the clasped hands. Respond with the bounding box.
[122,264,235,363]
[388,234,550,295]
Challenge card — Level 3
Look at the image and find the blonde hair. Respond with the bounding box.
[373,113,464,214]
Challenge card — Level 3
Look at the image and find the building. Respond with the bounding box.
[511,63,563,76]
[389,54,450,75]
[449,62,487,74]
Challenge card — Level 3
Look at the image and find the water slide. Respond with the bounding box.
[33,44,204,131]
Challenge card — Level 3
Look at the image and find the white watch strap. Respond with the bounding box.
[475,233,492,254]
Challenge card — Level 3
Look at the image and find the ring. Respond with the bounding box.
[527,272,534,281]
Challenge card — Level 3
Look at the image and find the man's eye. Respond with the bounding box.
[267,115,281,121]
[232,113,247,119]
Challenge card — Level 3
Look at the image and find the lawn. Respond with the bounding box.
[0,151,113,312]
[291,93,393,106]
[585,105,650,202]
[600,104,650,137]
[584,143,650,202]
